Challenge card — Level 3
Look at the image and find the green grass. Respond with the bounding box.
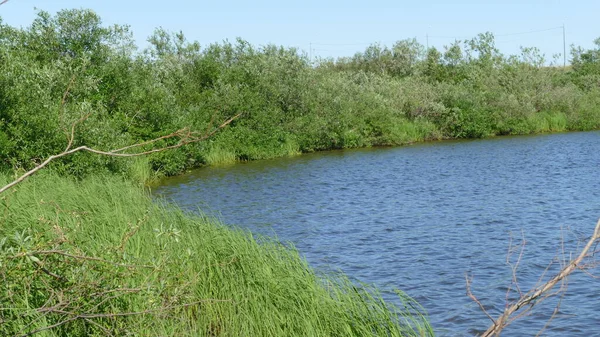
[204,145,238,166]
[0,173,432,336]
[527,112,568,133]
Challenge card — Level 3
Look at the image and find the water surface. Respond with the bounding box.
[154,132,600,336]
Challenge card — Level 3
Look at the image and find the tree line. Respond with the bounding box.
[1,9,599,178]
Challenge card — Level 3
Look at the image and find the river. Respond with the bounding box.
[153,131,600,336]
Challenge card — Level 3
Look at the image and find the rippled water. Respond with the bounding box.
[153,131,600,336]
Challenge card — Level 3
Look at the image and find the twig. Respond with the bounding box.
[83,318,114,336]
[65,112,91,152]
[465,273,495,323]
[536,284,566,337]
[16,316,80,337]
[28,256,68,282]
[505,231,526,302]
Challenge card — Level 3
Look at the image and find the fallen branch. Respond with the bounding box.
[10,250,155,269]
[473,219,600,336]
[15,299,232,337]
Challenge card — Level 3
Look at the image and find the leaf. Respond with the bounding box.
[28,255,41,263]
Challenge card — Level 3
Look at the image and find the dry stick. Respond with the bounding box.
[479,219,600,337]
[82,318,114,337]
[0,112,242,195]
[534,230,571,336]
[11,250,155,269]
[27,257,68,281]
[16,299,232,337]
[505,231,526,303]
[110,113,240,154]
[64,112,91,152]
[466,274,495,323]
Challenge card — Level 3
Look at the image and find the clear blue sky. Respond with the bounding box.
[1,0,598,64]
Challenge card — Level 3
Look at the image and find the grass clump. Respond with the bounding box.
[204,145,237,166]
[0,173,432,336]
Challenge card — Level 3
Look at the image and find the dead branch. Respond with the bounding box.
[15,299,232,337]
[0,112,242,195]
[465,274,495,323]
[475,219,600,336]
[10,250,155,269]
[536,289,566,337]
[504,231,526,304]
[27,256,68,281]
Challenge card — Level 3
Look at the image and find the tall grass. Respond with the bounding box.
[0,173,432,336]
[204,145,238,166]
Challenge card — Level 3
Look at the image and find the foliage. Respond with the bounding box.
[570,38,600,90]
[0,9,599,180]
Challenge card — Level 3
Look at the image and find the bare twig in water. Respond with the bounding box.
[465,274,495,324]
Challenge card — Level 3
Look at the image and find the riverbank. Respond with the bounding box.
[1,9,599,335]
[152,130,600,336]
[0,172,432,336]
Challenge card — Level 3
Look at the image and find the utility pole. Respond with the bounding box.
[309,42,312,64]
[562,24,566,67]
[426,33,429,50]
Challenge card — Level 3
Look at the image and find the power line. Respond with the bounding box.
[310,40,400,47]
[428,26,563,40]
[495,26,563,37]
[308,24,568,66]
[563,24,566,67]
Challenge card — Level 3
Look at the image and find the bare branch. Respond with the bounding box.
[28,256,68,281]
[65,112,91,152]
[16,316,80,337]
[478,219,600,336]
[0,112,242,195]
[535,284,566,337]
[15,299,232,337]
[465,273,495,323]
[505,231,526,302]
[10,250,155,269]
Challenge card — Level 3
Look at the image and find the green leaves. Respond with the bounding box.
[0,8,599,179]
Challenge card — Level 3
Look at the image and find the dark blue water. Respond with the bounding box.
[153,132,600,336]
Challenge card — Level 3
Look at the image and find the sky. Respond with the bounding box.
[0,0,598,64]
